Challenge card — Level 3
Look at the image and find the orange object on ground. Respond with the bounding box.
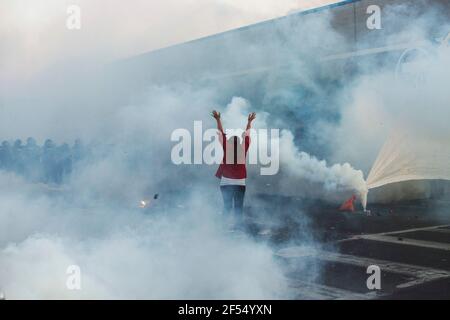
[339,195,356,212]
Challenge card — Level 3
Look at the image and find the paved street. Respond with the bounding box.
[249,197,450,299]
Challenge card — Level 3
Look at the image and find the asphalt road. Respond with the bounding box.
[246,196,450,299]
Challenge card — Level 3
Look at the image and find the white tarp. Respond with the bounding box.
[362,131,450,209]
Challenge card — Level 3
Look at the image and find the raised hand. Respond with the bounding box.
[246,112,256,131]
[211,110,221,120]
[212,110,224,133]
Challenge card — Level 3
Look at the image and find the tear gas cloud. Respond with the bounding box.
[320,4,450,204]
[0,1,449,299]
[0,87,300,299]
[325,5,450,171]
[0,172,288,299]
[0,0,336,86]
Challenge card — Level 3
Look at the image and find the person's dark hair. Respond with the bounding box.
[226,135,242,145]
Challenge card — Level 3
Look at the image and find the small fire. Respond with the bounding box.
[138,194,158,209]
[139,200,150,208]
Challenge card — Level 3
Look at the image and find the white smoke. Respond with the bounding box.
[1,0,449,300]
[220,97,368,202]
[0,170,288,299]
[324,9,450,205]
[279,130,367,196]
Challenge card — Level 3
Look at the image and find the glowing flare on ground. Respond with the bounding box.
[139,200,150,208]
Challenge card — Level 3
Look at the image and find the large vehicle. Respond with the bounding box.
[108,0,449,133]
[106,0,450,203]
[110,0,450,90]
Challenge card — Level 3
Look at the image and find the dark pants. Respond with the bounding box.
[220,185,246,218]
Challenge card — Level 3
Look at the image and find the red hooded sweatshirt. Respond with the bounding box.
[215,130,250,179]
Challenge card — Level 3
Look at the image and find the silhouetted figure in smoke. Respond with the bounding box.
[12,139,26,175]
[55,143,72,184]
[23,137,42,182]
[0,137,92,184]
[42,139,58,184]
[212,110,255,231]
[0,141,13,171]
[72,139,84,164]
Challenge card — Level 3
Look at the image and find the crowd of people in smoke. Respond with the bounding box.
[0,138,85,185]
